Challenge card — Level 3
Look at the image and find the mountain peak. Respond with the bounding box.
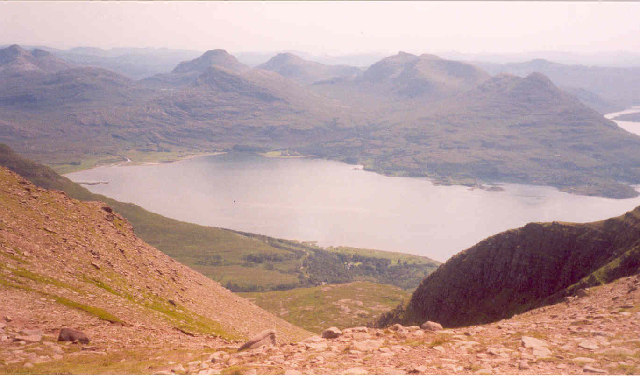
[525,71,554,84]
[172,49,247,74]
[201,49,231,58]
[418,53,442,60]
[261,52,306,68]
[0,44,70,74]
[257,52,360,85]
[0,44,29,63]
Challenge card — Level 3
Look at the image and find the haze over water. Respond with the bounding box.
[67,111,640,262]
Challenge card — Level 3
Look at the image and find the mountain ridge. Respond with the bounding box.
[376,206,640,328]
[258,52,361,85]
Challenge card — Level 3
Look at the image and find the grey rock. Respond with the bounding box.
[420,321,443,331]
[58,328,90,344]
[238,329,276,351]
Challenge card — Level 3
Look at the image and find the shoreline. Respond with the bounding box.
[60,151,227,175]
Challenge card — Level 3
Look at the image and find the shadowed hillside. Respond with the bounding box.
[377,206,640,328]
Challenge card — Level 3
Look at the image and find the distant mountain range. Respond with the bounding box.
[2,44,640,198]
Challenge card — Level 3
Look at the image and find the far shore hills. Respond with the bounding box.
[2,44,640,198]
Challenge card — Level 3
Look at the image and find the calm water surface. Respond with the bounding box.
[67,110,640,261]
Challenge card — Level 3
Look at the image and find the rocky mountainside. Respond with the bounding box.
[359,52,490,99]
[0,167,310,346]
[257,52,360,85]
[312,52,490,109]
[308,71,640,198]
[376,206,640,329]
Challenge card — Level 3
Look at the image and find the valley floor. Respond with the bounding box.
[2,273,639,374]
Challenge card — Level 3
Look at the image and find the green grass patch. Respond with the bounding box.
[221,365,253,375]
[240,281,410,333]
[143,297,238,340]
[52,295,122,324]
[11,267,75,291]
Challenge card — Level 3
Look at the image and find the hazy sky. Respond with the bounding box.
[1,1,639,55]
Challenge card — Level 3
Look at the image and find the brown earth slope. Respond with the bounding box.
[0,166,310,372]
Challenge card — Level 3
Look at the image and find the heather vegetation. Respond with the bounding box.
[241,281,410,332]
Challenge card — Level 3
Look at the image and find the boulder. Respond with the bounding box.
[238,329,276,351]
[57,328,90,344]
[521,336,548,349]
[578,339,599,350]
[321,327,342,339]
[420,321,443,331]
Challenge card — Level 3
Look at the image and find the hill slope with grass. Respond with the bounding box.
[0,144,440,292]
[377,206,640,328]
[241,281,410,333]
[0,166,311,342]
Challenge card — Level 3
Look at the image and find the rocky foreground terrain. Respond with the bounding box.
[1,272,639,374]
